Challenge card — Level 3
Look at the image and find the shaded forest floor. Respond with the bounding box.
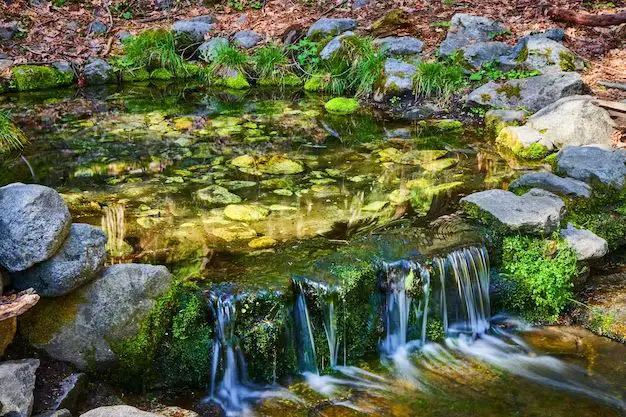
[1,0,625,99]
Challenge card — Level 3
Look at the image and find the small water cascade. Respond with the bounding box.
[293,281,319,374]
[379,260,430,355]
[435,246,490,337]
[321,294,340,368]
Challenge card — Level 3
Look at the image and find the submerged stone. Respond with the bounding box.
[555,146,626,188]
[224,204,270,222]
[560,224,608,260]
[232,154,304,175]
[509,172,592,198]
[209,224,257,241]
[197,185,242,206]
[461,188,565,234]
[248,236,278,249]
[379,147,447,165]
[324,97,360,115]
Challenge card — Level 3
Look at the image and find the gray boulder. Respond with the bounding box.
[461,188,565,235]
[0,183,71,272]
[0,21,20,41]
[0,359,39,417]
[34,410,72,417]
[466,72,584,113]
[198,37,228,62]
[373,36,423,56]
[380,58,416,97]
[319,31,353,60]
[171,20,214,42]
[89,20,107,34]
[459,41,513,69]
[83,59,115,85]
[20,264,173,369]
[561,224,608,260]
[233,30,262,48]
[188,15,216,24]
[556,146,626,188]
[519,37,583,73]
[80,406,161,417]
[509,172,592,198]
[307,18,357,39]
[439,14,506,57]
[526,95,615,148]
[12,224,107,297]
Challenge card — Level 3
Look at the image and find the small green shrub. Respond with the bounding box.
[469,61,541,82]
[500,235,578,323]
[413,61,465,101]
[0,112,27,154]
[121,29,186,74]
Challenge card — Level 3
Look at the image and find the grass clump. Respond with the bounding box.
[121,29,186,74]
[499,235,578,323]
[413,61,465,101]
[0,112,27,154]
[253,43,301,86]
[208,43,249,75]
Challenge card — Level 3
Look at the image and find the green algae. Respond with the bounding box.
[11,65,74,91]
[324,97,360,114]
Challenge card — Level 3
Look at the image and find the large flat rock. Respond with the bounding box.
[509,172,592,198]
[555,146,626,187]
[20,264,172,369]
[461,188,565,234]
[0,183,71,272]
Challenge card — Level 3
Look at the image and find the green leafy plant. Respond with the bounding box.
[121,29,187,74]
[288,38,321,70]
[469,61,541,82]
[413,61,465,101]
[0,112,27,154]
[253,43,289,79]
[500,235,579,323]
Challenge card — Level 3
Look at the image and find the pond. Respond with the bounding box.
[1,84,624,417]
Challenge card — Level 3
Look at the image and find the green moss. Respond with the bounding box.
[484,113,521,137]
[496,83,521,99]
[19,291,85,345]
[558,50,577,71]
[371,8,410,36]
[516,45,529,63]
[498,235,579,323]
[224,71,250,89]
[426,318,445,343]
[324,97,360,114]
[150,68,174,80]
[304,74,327,91]
[257,73,302,87]
[121,68,150,82]
[512,142,550,160]
[11,65,75,91]
[435,119,463,130]
[111,281,212,390]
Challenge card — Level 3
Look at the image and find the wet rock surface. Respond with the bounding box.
[83,59,115,85]
[509,172,592,198]
[461,188,565,234]
[0,183,71,272]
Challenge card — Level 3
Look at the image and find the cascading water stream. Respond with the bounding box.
[321,295,340,368]
[293,281,319,374]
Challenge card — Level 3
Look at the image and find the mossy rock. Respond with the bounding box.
[324,97,360,115]
[496,126,551,160]
[371,8,412,37]
[224,204,270,222]
[232,154,305,175]
[150,68,174,80]
[121,68,150,82]
[258,74,302,87]
[11,65,74,91]
[304,74,329,92]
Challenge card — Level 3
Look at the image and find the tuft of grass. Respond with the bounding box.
[122,29,186,74]
[252,43,289,79]
[413,61,465,101]
[0,112,27,154]
[342,36,385,97]
[208,43,249,76]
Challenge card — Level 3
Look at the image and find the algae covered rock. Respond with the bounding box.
[324,97,360,115]
[0,183,72,272]
[12,224,107,297]
[518,37,584,72]
[371,8,411,37]
[379,58,416,98]
[461,188,565,235]
[560,224,608,260]
[11,65,74,91]
[555,146,626,188]
[0,359,39,417]
[526,95,615,148]
[496,125,553,160]
[307,18,357,39]
[197,185,242,206]
[509,172,591,198]
[485,109,526,136]
[19,264,173,369]
[231,154,304,175]
[466,72,584,113]
[150,68,174,80]
[248,236,278,249]
[223,204,270,222]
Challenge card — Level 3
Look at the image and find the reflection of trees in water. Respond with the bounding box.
[102,204,132,260]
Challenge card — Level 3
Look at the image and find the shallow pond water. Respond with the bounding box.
[2,84,624,417]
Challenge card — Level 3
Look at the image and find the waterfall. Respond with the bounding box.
[435,246,490,338]
[321,295,340,368]
[208,293,250,415]
[293,281,319,374]
[379,260,430,356]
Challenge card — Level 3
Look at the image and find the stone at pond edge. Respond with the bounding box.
[560,224,608,260]
[197,185,242,206]
[223,204,270,222]
[555,146,626,188]
[34,410,72,417]
[526,95,615,148]
[0,183,72,273]
[83,59,115,85]
[19,264,173,369]
[509,172,592,198]
[485,109,526,136]
[496,125,553,160]
[325,97,360,115]
[11,65,74,91]
[80,405,162,417]
[461,188,565,235]
[376,58,416,100]
[0,359,39,417]
[307,18,357,39]
[466,72,584,113]
[11,223,107,297]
